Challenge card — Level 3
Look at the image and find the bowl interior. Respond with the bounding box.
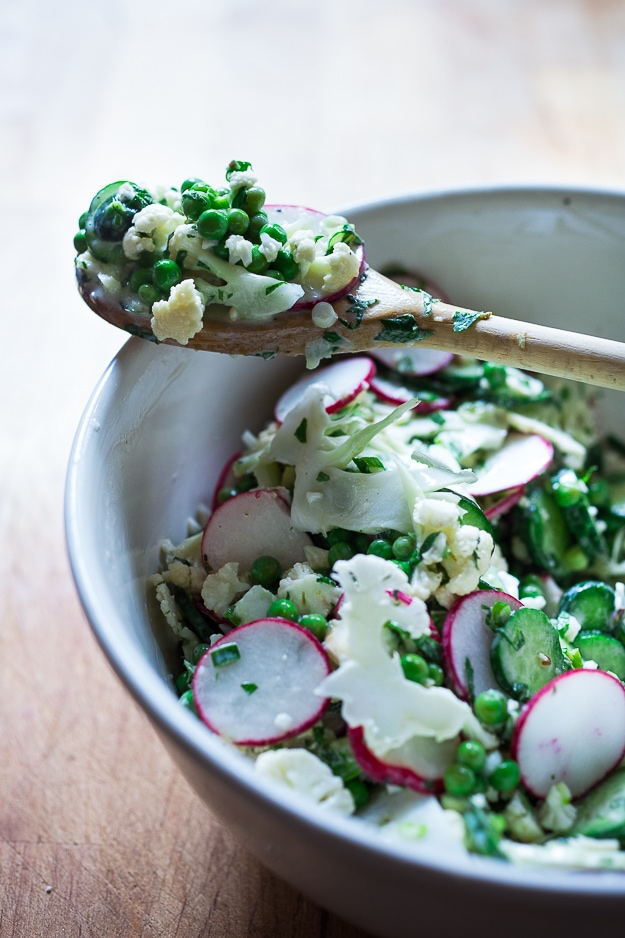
[66,187,625,936]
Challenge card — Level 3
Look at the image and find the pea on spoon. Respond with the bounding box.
[74,168,625,392]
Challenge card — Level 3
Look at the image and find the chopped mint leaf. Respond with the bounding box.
[400,284,435,316]
[323,331,342,344]
[338,295,378,330]
[265,281,284,295]
[317,471,330,482]
[241,682,258,695]
[374,315,434,344]
[353,456,385,474]
[295,418,308,443]
[453,310,490,332]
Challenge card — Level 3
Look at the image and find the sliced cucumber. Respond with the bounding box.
[525,488,570,574]
[572,768,625,839]
[551,469,606,561]
[490,606,565,701]
[576,631,625,680]
[559,580,616,633]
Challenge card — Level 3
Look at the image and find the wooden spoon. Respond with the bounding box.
[79,267,625,392]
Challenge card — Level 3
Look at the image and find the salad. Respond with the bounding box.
[73,160,365,358]
[150,329,625,871]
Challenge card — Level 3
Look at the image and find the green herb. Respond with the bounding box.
[452,310,490,332]
[123,323,159,343]
[241,682,258,695]
[210,642,241,668]
[175,249,188,268]
[323,331,342,344]
[374,315,434,344]
[316,471,330,482]
[401,284,435,316]
[465,657,476,703]
[384,619,411,640]
[265,281,284,295]
[338,295,378,331]
[255,349,278,360]
[353,456,385,474]
[169,585,215,643]
[295,418,308,443]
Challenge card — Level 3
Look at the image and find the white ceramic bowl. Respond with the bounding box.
[66,188,625,937]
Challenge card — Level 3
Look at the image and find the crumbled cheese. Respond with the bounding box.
[122,204,185,259]
[255,748,355,815]
[228,169,258,189]
[151,279,205,344]
[225,235,254,267]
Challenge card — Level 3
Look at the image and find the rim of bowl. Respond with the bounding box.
[65,184,625,900]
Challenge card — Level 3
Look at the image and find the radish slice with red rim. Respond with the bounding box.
[370,347,455,377]
[201,488,312,573]
[264,205,366,310]
[483,485,525,521]
[348,726,456,794]
[467,434,554,498]
[511,669,625,799]
[274,356,376,423]
[441,590,523,700]
[193,618,330,746]
[211,450,243,511]
[369,374,452,414]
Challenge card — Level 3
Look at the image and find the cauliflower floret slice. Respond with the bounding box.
[123,204,185,259]
[151,279,205,344]
[201,562,250,618]
[255,749,355,816]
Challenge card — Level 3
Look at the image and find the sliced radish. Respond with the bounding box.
[264,204,366,309]
[193,618,330,746]
[442,590,523,699]
[201,488,312,573]
[211,450,243,511]
[369,374,452,414]
[348,725,456,794]
[274,356,375,423]
[483,485,525,521]
[467,434,554,498]
[511,669,625,799]
[370,347,454,377]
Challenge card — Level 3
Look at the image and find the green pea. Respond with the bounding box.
[153,259,182,291]
[327,528,353,547]
[212,187,231,210]
[197,209,229,241]
[392,560,412,576]
[212,238,230,260]
[181,177,205,192]
[456,740,486,772]
[179,689,197,714]
[250,555,282,588]
[217,486,238,504]
[260,222,288,244]
[427,663,444,686]
[129,268,154,292]
[192,643,210,665]
[353,533,371,555]
[368,538,394,560]
[443,764,476,797]
[138,283,161,306]
[73,231,87,253]
[233,185,266,215]
[474,689,508,726]
[266,598,299,622]
[489,759,521,793]
[400,654,429,684]
[299,613,328,642]
[328,541,355,567]
[227,208,250,235]
[182,189,211,220]
[246,211,269,243]
[246,246,269,274]
[175,670,192,695]
[273,247,299,281]
[564,545,589,571]
[392,534,416,561]
[78,211,88,229]
[519,574,545,601]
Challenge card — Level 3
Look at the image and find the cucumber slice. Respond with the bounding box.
[572,768,625,839]
[525,488,571,573]
[490,606,565,701]
[576,631,625,680]
[559,581,616,633]
[552,469,606,561]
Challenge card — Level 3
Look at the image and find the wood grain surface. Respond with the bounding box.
[2,1,625,935]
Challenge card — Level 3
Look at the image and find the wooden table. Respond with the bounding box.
[2,1,625,934]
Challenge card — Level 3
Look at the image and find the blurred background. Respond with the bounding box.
[2,0,625,935]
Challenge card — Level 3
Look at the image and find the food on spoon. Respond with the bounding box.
[150,300,625,870]
[74,161,365,346]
